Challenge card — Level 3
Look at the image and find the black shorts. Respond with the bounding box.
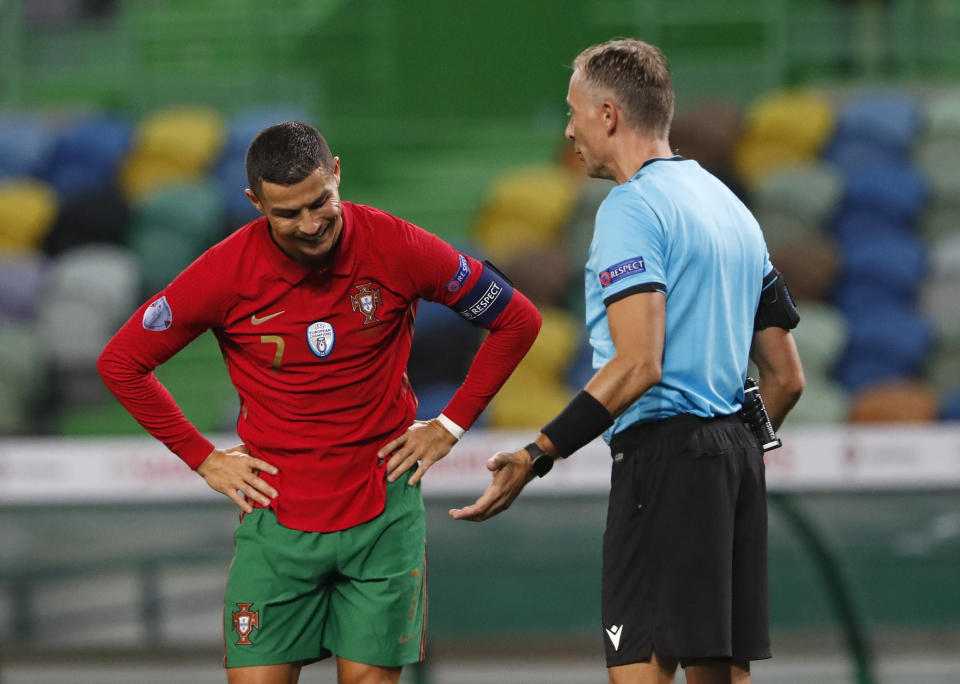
[602,413,771,667]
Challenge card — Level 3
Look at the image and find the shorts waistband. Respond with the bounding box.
[609,412,742,454]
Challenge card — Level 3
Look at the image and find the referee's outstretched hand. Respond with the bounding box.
[379,419,458,486]
[448,449,534,522]
[196,445,279,514]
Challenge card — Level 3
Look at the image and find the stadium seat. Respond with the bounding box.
[752,161,843,228]
[782,376,849,425]
[130,180,226,253]
[823,136,904,175]
[127,225,201,296]
[741,90,835,156]
[0,322,45,434]
[134,105,225,174]
[913,136,960,205]
[211,153,261,228]
[940,387,960,421]
[834,93,921,158]
[926,344,960,397]
[0,178,59,253]
[120,105,225,200]
[923,89,960,138]
[920,233,960,345]
[39,114,133,199]
[833,224,927,306]
[43,184,132,256]
[0,253,45,322]
[669,100,742,179]
[43,244,141,331]
[487,307,578,428]
[849,379,937,423]
[834,306,934,391]
[787,302,848,378]
[840,160,929,223]
[0,113,56,179]
[472,165,580,262]
[769,238,839,302]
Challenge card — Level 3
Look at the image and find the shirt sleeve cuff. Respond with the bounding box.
[176,433,217,470]
[436,413,466,440]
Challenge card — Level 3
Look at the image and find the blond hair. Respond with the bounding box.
[573,39,674,138]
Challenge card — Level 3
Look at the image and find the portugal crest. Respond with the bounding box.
[350,282,383,326]
[231,603,260,645]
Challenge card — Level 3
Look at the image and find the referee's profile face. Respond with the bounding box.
[246,159,344,267]
[565,70,613,181]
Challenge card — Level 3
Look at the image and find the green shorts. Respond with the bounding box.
[223,477,426,669]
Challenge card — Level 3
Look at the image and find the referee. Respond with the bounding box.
[452,39,804,684]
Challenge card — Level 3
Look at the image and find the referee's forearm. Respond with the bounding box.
[584,354,661,418]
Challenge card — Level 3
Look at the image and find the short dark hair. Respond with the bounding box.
[573,39,674,138]
[245,121,335,196]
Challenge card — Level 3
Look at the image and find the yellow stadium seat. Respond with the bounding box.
[488,307,579,428]
[473,165,580,261]
[0,178,58,254]
[742,90,835,156]
[121,105,225,201]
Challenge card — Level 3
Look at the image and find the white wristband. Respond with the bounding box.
[436,413,466,440]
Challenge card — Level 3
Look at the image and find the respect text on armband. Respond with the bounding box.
[461,282,503,320]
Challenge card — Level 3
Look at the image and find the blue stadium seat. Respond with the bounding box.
[0,113,56,178]
[940,389,960,421]
[39,115,132,198]
[834,306,934,391]
[839,161,929,223]
[832,217,927,305]
[834,93,921,158]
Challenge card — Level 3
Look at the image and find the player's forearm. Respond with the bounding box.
[441,290,541,429]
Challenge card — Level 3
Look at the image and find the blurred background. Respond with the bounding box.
[1,0,960,682]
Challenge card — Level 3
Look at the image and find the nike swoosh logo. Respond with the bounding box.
[398,633,417,645]
[250,311,285,325]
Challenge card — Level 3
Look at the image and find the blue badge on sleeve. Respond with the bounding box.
[142,296,173,331]
[599,257,645,288]
[446,254,471,293]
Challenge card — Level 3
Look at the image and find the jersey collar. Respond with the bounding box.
[255,202,357,284]
[630,155,686,180]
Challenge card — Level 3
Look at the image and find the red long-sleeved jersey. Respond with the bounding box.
[98,201,541,531]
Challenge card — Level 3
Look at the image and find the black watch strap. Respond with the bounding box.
[525,442,554,478]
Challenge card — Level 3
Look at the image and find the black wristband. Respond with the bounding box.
[541,390,614,459]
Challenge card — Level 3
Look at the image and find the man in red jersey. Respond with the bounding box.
[98,121,541,684]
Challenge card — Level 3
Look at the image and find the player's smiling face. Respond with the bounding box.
[565,70,614,181]
[246,160,344,267]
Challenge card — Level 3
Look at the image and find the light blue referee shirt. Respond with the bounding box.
[584,157,773,441]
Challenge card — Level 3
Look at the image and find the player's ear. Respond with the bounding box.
[244,188,265,214]
[332,157,341,186]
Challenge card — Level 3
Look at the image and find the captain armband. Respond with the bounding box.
[754,267,800,331]
[453,260,515,328]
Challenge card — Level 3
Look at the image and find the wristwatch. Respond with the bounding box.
[525,442,555,478]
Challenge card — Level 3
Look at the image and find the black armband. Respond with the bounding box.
[454,260,514,328]
[541,390,614,459]
[754,268,799,331]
